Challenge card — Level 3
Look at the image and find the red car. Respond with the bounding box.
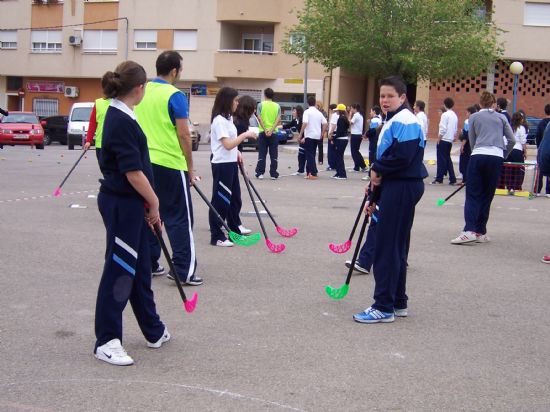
[0,111,45,149]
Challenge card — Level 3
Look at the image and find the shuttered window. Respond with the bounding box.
[33,99,59,117]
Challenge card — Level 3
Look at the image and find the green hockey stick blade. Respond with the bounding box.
[229,231,261,246]
[436,198,445,206]
[325,283,350,300]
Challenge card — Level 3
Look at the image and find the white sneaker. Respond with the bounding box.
[147,328,171,349]
[238,225,252,235]
[344,260,370,274]
[256,174,264,180]
[476,233,491,243]
[291,171,304,176]
[451,231,478,245]
[361,175,369,181]
[394,308,408,317]
[95,339,134,366]
[216,239,234,247]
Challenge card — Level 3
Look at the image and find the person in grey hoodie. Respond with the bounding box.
[451,91,515,245]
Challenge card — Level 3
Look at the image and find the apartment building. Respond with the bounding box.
[0,0,329,129]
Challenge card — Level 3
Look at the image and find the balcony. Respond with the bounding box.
[216,0,281,23]
[214,50,278,79]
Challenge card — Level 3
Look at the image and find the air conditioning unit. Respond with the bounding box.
[64,86,79,98]
[69,35,82,46]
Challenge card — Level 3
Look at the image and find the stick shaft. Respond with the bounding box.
[246,173,278,227]
[153,224,187,302]
[444,183,465,202]
[57,148,87,189]
[240,164,268,239]
[192,183,232,233]
[348,194,368,241]
[344,212,370,286]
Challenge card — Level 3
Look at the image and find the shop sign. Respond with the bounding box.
[26,81,65,93]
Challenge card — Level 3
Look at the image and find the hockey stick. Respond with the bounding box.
[328,193,368,253]
[436,183,465,206]
[325,211,370,300]
[53,147,88,197]
[240,166,298,238]
[238,162,285,253]
[192,183,260,247]
[153,223,197,313]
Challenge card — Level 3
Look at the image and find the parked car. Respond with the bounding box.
[67,102,93,150]
[40,115,68,145]
[189,119,201,151]
[526,116,542,145]
[0,111,44,149]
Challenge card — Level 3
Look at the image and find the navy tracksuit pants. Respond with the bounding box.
[464,154,503,235]
[95,192,165,350]
[436,140,456,183]
[149,165,197,283]
[255,132,279,178]
[333,138,348,178]
[209,162,242,243]
[297,142,306,173]
[357,212,378,270]
[304,138,319,176]
[327,138,336,169]
[350,134,366,170]
[372,179,424,313]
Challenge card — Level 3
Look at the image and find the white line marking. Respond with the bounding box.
[0,379,304,411]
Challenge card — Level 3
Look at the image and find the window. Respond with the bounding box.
[524,2,550,26]
[0,30,17,50]
[83,30,117,53]
[242,33,274,54]
[173,30,197,51]
[33,99,59,117]
[31,30,62,53]
[134,30,157,50]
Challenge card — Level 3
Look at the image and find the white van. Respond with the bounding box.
[67,102,93,150]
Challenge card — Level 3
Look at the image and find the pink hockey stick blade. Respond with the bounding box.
[328,239,351,254]
[183,292,198,313]
[276,226,298,238]
[53,187,62,197]
[266,238,285,253]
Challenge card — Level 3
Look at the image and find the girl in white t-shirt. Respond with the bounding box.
[504,111,528,191]
[209,87,257,247]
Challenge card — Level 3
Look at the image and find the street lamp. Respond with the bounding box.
[509,61,523,113]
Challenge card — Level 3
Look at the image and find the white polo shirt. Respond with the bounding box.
[350,112,364,135]
[303,106,327,140]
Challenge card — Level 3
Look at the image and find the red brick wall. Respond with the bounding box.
[428,61,550,140]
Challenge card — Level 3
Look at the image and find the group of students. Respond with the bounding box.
[282,98,384,180]
[88,46,550,366]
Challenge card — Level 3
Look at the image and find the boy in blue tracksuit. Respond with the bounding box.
[353,76,427,324]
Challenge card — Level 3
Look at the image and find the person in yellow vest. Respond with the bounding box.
[84,97,111,161]
[254,88,281,180]
[134,50,202,286]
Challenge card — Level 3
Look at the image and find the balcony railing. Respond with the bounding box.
[217,49,277,56]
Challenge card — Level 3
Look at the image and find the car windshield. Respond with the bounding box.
[1,113,39,124]
[71,107,92,122]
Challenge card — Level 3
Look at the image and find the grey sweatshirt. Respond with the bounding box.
[468,109,515,156]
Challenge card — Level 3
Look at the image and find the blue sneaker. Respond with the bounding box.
[353,307,395,323]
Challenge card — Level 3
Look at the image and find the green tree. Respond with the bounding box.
[282,0,502,82]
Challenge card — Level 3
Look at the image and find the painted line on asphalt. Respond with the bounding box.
[0,379,305,411]
[0,189,99,204]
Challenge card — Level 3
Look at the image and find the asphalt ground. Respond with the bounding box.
[1,142,549,411]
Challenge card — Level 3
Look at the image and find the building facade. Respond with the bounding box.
[0,0,328,132]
